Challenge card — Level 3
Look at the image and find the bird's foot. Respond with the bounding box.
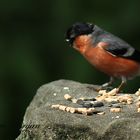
[86,85,101,92]
[100,86,114,92]
[87,85,113,92]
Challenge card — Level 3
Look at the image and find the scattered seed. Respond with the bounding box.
[63,87,70,90]
[97,112,105,115]
[95,96,106,101]
[135,96,140,102]
[69,108,76,113]
[107,88,118,96]
[118,95,133,104]
[53,93,57,96]
[110,108,122,113]
[136,101,140,108]
[81,108,96,115]
[127,99,133,104]
[64,94,72,100]
[98,90,106,95]
[51,104,60,109]
[137,108,140,112]
[115,116,120,119]
[66,107,71,112]
[135,91,140,96]
[51,104,98,115]
[52,87,140,116]
[71,98,78,103]
[104,98,118,103]
[59,105,67,111]
[135,89,140,96]
[77,107,96,115]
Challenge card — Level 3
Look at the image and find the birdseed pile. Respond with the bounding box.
[51,88,140,115]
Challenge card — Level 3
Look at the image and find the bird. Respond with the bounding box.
[65,22,140,93]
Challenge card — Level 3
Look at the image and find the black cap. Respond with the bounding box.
[65,22,94,45]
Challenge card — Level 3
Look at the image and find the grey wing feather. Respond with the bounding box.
[100,31,140,62]
[92,25,140,62]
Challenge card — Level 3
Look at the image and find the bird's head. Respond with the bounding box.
[65,22,95,45]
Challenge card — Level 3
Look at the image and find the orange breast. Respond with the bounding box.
[84,46,140,78]
[74,35,92,53]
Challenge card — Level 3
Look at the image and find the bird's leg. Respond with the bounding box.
[101,77,114,88]
[116,77,127,93]
[93,77,114,91]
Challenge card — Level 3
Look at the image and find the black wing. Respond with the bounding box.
[104,44,140,62]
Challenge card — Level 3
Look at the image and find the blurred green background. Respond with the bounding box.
[0,0,140,139]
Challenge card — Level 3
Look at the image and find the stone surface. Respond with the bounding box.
[16,80,140,140]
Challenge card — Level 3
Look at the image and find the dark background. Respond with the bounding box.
[0,0,140,139]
